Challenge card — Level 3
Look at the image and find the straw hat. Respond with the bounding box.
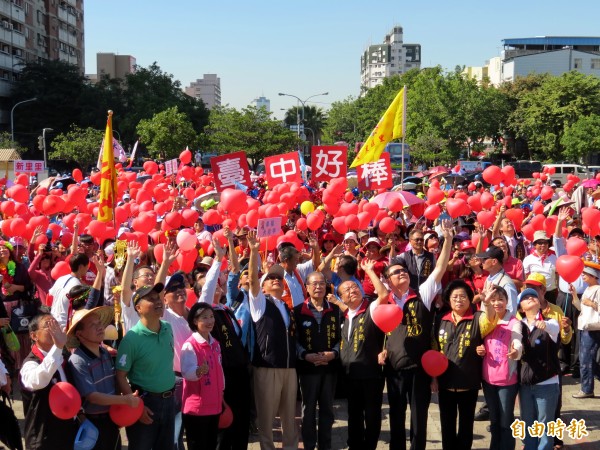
[67,306,114,348]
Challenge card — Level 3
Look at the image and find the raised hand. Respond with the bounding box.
[440,219,455,239]
[47,319,67,349]
[361,258,376,273]
[557,206,570,223]
[213,237,226,260]
[247,230,261,252]
[308,233,319,251]
[126,241,142,260]
[163,240,178,264]
[223,226,233,241]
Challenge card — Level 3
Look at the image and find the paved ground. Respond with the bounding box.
[7,373,599,449]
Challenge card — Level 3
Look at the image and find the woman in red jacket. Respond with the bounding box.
[181,302,225,450]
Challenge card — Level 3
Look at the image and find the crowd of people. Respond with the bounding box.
[0,161,598,450]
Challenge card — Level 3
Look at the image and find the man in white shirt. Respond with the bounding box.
[523,230,559,304]
[49,253,89,328]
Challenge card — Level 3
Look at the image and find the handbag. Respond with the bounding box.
[9,300,39,334]
[581,286,600,331]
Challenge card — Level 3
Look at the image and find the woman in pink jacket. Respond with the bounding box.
[181,302,225,450]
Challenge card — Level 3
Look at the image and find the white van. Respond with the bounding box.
[544,164,593,186]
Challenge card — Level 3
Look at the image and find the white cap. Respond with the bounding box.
[343,232,359,243]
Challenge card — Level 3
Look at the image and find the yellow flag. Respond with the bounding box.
[350,87,406,168]
[98,110,117,222]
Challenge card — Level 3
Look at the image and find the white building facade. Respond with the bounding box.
[360,25,421,92]
[184,74,221,109]
[252,96,270,112]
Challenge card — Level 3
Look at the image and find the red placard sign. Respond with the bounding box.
[311,146,347,182]
[356,153,393,191]
[264,152,302,187]
[210,151,252,193]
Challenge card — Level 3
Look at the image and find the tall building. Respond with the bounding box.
[360,25,421,92]
[252,95,270,112]
[0,0,85,124]
[96,53,136,80]
[184,74,221,109]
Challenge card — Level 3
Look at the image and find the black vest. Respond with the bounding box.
[520,321,560,385]
[20,350,78,450]
[385,291,434,371]
[435,310,484,390]
[253,295,296,368]
[399,250,435,291]
[294,299,341,374]
[340,300,384,379]
[211,306,249,369]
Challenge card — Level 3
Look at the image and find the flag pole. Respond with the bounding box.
[400,85,407,185]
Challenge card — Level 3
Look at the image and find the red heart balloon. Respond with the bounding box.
[556,255,583,283]
[566,237,589,257]
[371,304,403,333]
[421,350,449,377]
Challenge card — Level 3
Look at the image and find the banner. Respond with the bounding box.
[14,160,44,173]
[356,152,393,191]
[210,151,252,193]
[257,217,282,238]
[98,111,117,222]
[311,146,347,182]
[264,152,302,187]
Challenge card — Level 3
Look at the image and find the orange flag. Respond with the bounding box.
[98,110,117,222]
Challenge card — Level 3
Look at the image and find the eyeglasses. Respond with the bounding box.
[388,268,408,276]
[342,285,361,295]
[307,281,327,287]
[136,273,154,279]
[265,274,283,281]
[411,238,424,243]
[78,242,93,247]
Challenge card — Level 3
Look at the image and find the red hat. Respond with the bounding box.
[322,233,335,242]
[460,240,475,251]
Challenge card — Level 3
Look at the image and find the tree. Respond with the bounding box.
[283,105,327,144]
[321,96,361,147]
[204,106,298,169]
[49,126,104,169]
[561,114,600,163]
[509,71,600,161]
[136,106,198,160]
[410,134,455,166]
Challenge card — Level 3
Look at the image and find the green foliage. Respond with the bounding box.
[204,106,299,169]
[283,105,327,144]
[410,134,456,165]
[509,71,600,160]
[49,126,104,169]
[136,106,198,160]
[561,114,600,163]
[0,132,25,153]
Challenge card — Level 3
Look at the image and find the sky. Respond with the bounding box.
[85,1,600,120]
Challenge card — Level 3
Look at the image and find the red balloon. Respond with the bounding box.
[521,224,535,242]
[219,402,234,429]
[179,149,192,165]
[332,217,348,234]
[109,398,145,427]
[467,194,482,213]
[345,214,359,231]
[87,220,106,241]
[371,304,403,333]
[72,168,83,182]
[582,208,600,232]
[566,237,589,257]
[49,382,81,419]
[306,212,324,231]
[201,210,222,226]
[427,187,445,204]
[540,186,553,201]
[482,166,503,185]
[421,350,449,377]
[424,204,441,220]
[164,212,182,230]
[480,192,494,209]
[556,255,583,283]
[9,185,29,204]
[50,261,71,280]
[532,201,544,215]
[477,211,496,229]
[143,161,159,174]
[445,198,469,218]
[544,216,558,236]
[378,217,396,234]
[501,165,515,182]
[505,209,524,232]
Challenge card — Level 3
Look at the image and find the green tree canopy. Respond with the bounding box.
[204,106,298,169]
[561,114,600,163]
[283,105,327,144]
[49,126,104,169]
[136,106,198,160]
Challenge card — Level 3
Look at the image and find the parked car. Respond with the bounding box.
[511,160,542,179]
[544,163,593,186]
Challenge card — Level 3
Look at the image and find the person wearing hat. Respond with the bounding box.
[523,211,565,305]
[479,246,519,314]
[343,232,360,258]
[234,227,251,260]
[71,231,100,286]
[357,230,370,247]
[115,282,176,450]
[379,220,455,450]
[20,313,78,449]
[68,306,139,450]
[194,216,213,242]
[516,288,561,450]
[49,253,89,329]
[492,205,526,261]
[357,237,387,300]
[247,230,299,449]
[396,228,436,291]
[197,233,251,450]
[277,235,321,309]
[568,263,600,399]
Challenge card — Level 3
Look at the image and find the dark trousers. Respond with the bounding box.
[86,414,121,450]
[556,290,580,373]
[217,366,251,450]
[346,377,384,450]
[299,371,337,450]
[126,394,175,450]
[183,413,220,450]
[385,367,431,450]
[482,381,517,450]
[438,388,479,450]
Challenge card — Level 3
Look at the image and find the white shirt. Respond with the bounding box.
[283,260,315,307]
[20,345,67,391]
[121,298,139,334]
[249,290,290,328]
[163,308,192,373]
[0,359,7,387]
[523,253,558,291]
[49,275,81,329]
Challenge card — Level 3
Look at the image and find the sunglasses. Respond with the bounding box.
[265,274,283,281]
[388,268,408,276]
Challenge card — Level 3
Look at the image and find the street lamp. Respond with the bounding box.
[278,91,328,140]
[10,97,37,142]
[42,128,53,169]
